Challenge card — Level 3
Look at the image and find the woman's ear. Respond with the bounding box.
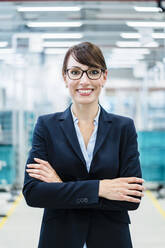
[103,69,108,81]
[63,74,68,87]
[102,69,108,87]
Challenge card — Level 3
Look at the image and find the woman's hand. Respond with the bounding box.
[99,177,145,203]
[26,158,63,183]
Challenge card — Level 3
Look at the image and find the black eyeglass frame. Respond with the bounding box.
[65,67,105,80]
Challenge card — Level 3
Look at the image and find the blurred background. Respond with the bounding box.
[0,0,165,247]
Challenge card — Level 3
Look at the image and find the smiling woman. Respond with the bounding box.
[62,42,107,108]
[22,41,144,248]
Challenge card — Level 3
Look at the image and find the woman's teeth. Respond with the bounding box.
[78,89,93,94]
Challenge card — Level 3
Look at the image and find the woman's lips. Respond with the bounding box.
[76,89,94,96]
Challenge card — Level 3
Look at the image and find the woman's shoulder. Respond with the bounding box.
[102,107,134,126]
[109,112,133,123]
[36,111,65,126]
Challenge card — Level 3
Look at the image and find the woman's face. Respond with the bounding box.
[64,55,108,105]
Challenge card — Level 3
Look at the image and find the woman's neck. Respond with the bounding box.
[71,103,99,122]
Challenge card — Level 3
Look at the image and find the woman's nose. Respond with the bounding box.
[79,72,90,83]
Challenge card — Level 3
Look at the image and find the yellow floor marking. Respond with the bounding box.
[0,192,23,229]
[146,190,165,219]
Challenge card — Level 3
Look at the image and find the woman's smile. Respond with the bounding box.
[76,88,94,96]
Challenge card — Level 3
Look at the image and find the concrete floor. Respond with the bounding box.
[0,191,165,248]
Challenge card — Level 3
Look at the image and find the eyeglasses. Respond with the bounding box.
[66,67,105,80]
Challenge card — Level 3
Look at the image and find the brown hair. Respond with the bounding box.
[62,41,107,77]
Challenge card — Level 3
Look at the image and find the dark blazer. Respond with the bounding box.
[23,104,142,248]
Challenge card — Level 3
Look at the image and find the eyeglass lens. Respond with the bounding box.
[67,67,102,80]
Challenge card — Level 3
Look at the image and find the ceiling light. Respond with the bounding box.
[113,48,150,55]
[45,48,68,54]
[17,6,81,12]
[120,33,141,39]
[42,33,83,39]
[0,42,8,48]
[43,42,79,47]
[111,54,144,60]
[127,22,165,27]
[116,41,158,47]
[116,41,141,47]
[110,62,138,68]
[152,33,165,38]
[134,6,162,12]
[121,32,165,39]
[27,22,82,28]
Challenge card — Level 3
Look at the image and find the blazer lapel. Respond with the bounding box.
[92,106,113,160]
[58,105,113,175]
[58,105,87,168]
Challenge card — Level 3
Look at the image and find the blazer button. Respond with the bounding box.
[76,198,81,204]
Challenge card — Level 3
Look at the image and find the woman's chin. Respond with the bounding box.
[74,98,97,105]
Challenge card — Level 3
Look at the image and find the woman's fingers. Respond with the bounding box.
[26,168,47,177]
[122,195,141,203]
[27,163,50,173]
[125,189,144,197]
[122,177,144,184]
[26,159,63,183]
[27,158,55,174]
[99,178,145,202]
[127,183,145,191]
[34,157,48,165]
[34,158,52,170]
[28,169,62,183]
[29,173,46,182]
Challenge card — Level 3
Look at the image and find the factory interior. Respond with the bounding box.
[0,0,165,247]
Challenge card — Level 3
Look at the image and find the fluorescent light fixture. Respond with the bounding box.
[111,61,139,64]
[121,32,165,39]
[0,49,14,54]
[134,6,162,12]
[116,41,142,47]
[43,41,79,47]
[27,22,82,28]
[116,41,158,47]
[17,6,81,12]
[120,33,141,39]
[127,22,165,28]
[113,48,150,55]
[45,48,68,54]
[0,42,8,48]
[152,33,165,39]
[111,55,144,60]
[110,63,137,68]
[42,33,83,39]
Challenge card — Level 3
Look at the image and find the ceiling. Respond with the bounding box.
[0,1,165,71]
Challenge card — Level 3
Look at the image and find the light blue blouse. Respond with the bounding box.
[71,105,100,248]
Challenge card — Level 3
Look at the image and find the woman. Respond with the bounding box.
[23,42,144,248]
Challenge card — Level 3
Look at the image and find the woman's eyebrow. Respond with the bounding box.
[68,66,98,70]
[69,66,82,69]
[69,66,89,70]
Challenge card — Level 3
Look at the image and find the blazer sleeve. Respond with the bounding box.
[99,118,142,211]
[22,116,100,209]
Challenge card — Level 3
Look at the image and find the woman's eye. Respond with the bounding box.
[90,70,99,75]
[71,70,81,75]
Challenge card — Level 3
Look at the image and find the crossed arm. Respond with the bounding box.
[23,116,144,211]
[26,157,144,205]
